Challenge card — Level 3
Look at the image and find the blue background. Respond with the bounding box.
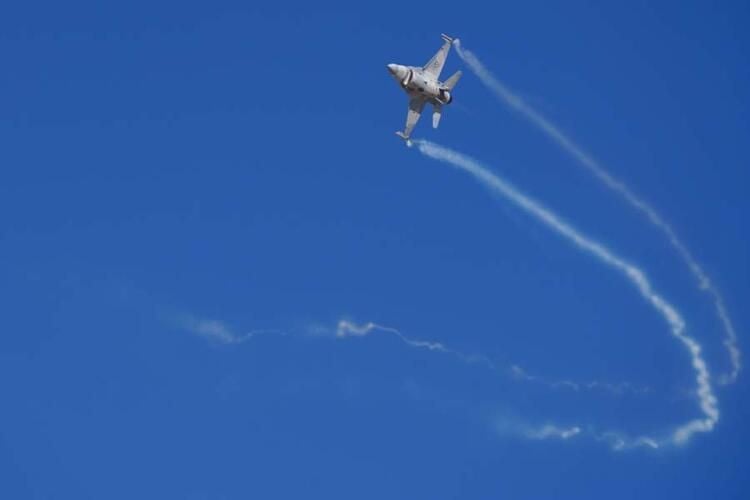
[1,1,748,498]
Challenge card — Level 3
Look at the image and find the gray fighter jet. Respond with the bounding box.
[387,34,462,142]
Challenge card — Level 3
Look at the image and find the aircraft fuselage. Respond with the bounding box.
[387,64,452,106]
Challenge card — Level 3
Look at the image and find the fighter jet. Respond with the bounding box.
[387,34,462,143]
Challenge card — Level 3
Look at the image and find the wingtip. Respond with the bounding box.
[395,131,413,147]
[440,33,459,45]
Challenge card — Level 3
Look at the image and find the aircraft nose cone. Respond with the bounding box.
[387,63,397,74]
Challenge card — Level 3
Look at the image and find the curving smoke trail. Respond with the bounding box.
[453,39,741,385]
[413,138,719,448]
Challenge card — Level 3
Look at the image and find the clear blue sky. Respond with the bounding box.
[2,1,749,498]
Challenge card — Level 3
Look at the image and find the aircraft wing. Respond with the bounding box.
[399,96,426,140]
[422,34,454,79]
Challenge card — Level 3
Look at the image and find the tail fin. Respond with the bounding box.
[443,70,462,90]
[441,33,455,44]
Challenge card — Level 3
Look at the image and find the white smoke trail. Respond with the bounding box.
[594,432,660,451]
[336,320,497,368]
[413,139,719,447]
[182,314,634,397]
[528,424,582,440]
[510,364,650,396]
[453,39,741,385]
[494,417,582,442]
[177,314,286,344]
[337,320,640,396]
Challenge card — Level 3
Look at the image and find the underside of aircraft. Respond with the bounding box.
[387,34,462,142]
